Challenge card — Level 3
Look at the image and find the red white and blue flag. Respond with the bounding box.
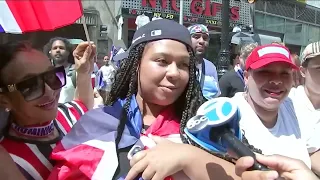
[0,0,82,34]
[47,97,188,180]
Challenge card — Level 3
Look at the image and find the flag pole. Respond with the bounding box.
[81,15,91,44]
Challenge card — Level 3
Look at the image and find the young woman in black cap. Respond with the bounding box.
[49,19,239,180]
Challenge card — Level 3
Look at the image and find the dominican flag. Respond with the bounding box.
[0,0,82,34]
[109,45,119,62]
[47,99,189,180]
[96,70,106,90]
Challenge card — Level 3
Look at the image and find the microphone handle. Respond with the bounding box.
[219,129,269,171]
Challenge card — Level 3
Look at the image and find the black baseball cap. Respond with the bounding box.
[113,19,193,60]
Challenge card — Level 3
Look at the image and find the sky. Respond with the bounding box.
[306,0,320,8]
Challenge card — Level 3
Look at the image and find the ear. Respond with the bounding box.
[0,94,12,111]
[244,70,249,84]
[299,66,306,78]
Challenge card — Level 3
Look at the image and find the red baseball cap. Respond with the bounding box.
[245,44,298,70]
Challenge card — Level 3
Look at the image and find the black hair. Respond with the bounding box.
[43,37,74,64]
[0,41,33,86]
[106,42,204,147]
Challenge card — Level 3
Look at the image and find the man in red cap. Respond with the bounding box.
[232,44,311,170]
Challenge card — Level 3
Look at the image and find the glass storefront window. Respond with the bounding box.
[284,20,307,45]
[265,15,285,33]
[307,25,320,43]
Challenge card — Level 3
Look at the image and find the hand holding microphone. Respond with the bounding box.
[236,154,319,180]
[184,97,269,171]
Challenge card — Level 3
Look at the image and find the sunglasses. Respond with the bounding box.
[0,66,66,101]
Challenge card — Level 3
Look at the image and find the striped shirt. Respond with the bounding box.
[0,101,87,180]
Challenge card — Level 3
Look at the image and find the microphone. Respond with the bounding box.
[184,97,269,171]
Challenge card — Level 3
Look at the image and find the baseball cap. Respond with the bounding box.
[301,41,320,65]
[116,19,193,61]
[131,19,192,51]
[245,44,298,71]
[187,24,209,35]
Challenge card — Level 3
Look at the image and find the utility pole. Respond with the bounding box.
[217,0,231,78]
[179,0,184,25]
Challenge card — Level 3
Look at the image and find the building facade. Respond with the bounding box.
[254,0,320,54]
[119,0,253,63]
[0,0,124,60]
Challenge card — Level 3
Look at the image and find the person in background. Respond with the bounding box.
[291,53,304,87]
[271,41,285,46]
[289,41,320,176]
[272,42,304,87]
[0,41,95,179]
[43,37,76,103]
[96,55,116,102]
[235,154,319,180]
[187,24,220,99]
[219,43,258,98]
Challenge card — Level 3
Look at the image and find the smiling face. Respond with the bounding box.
[0,49,61,126]
[301,56,320,93]
[137,39,190,106]
[245,62,293,111]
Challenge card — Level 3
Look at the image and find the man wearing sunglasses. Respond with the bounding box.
[0,41,96,179]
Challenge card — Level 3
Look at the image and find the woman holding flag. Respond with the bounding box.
[49,19,241,180]
[0,41,96,179]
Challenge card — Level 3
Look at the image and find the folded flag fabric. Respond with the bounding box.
[0,0,82,34]
[109,45,119,62]
[48,96,188,180]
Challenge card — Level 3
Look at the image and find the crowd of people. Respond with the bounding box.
[0,19,318,180]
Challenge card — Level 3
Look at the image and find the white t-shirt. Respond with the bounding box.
[135,15,150,29]
[289,86,320,154]
[98,64,116,92]
[233,93,311,168]
[59,65,76,103]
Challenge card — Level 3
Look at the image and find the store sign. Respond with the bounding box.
[123,8,229,26]
[121,0,250,27]
[142,0,240,21]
